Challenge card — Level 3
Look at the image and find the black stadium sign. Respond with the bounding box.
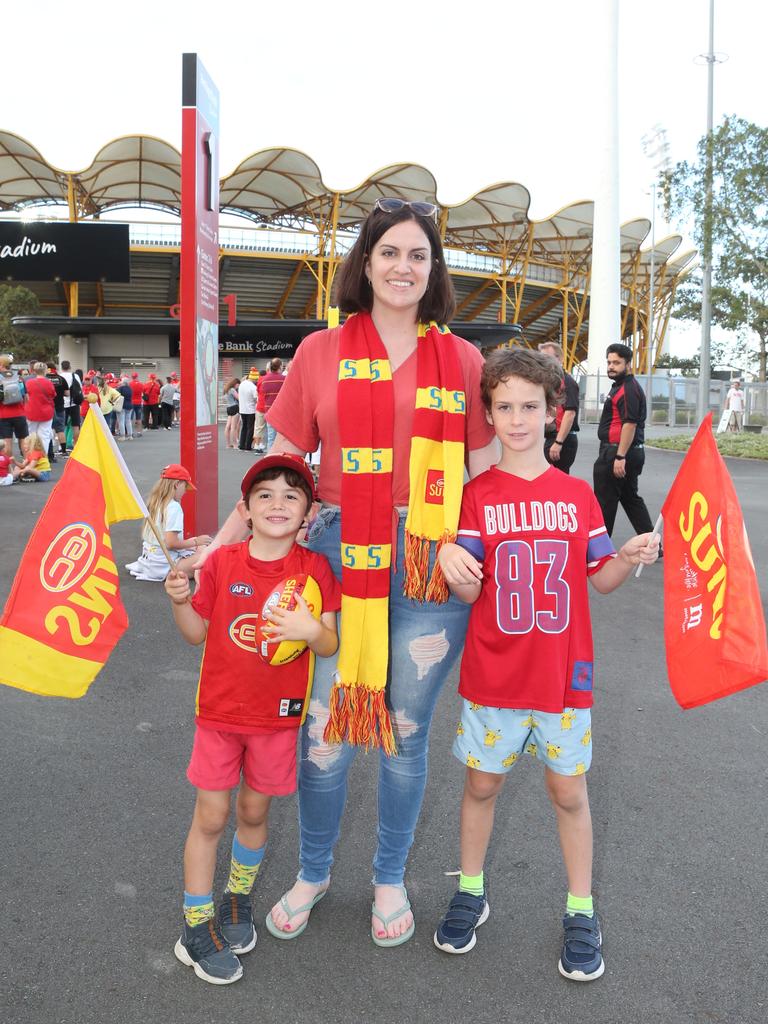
[0,222,130,283]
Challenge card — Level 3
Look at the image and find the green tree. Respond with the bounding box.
[662,115,768,381]
[0,284,56,363]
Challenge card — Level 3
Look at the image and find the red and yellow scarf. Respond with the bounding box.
[323,312,466,753]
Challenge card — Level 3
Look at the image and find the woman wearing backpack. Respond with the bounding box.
[0,354,29,458]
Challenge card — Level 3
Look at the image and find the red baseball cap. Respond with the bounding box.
[240,452,316,501]
[131,371,139,378]
[161,463,196,490]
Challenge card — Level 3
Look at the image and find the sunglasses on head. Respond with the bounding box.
[374,197,439,221]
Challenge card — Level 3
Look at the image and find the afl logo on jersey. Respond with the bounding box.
[229,582,254,597]
[229,614,261,653]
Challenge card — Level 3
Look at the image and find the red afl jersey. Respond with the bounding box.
[191,542,341,730]
[456,466,615,712]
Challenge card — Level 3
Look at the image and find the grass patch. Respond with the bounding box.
[649,433,768,460]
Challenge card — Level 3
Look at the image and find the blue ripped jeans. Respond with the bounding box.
[299,507,471,886]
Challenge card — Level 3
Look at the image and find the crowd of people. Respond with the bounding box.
[0,359,185,488]
[223,357,288,454]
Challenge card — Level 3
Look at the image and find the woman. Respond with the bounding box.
[207,199,498,946]
[23,362,56,459]
[96,375,121,433]
[223,377,240,448]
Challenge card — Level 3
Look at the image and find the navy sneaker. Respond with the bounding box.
[558,912,604,981]
[174,918,243,985]
[219,891,257,954]
[433,890,489,954]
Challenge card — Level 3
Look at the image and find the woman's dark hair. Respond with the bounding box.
[481,347,564,412]
[223,377,240,393]
[333,206,455,323]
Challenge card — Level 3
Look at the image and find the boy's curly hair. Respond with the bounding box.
[481,346,564,412]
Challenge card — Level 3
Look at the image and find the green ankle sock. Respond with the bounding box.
[566,891,594,917]
[459,871,484,896]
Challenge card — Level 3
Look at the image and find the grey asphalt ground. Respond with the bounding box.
[1,423,766,1024]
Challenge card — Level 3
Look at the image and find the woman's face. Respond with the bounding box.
[365,219,433,319]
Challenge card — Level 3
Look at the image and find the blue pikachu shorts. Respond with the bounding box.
[453,701,592,777]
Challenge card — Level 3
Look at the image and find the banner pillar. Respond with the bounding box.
[180,52,220,536]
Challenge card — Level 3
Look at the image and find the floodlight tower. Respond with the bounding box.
[640,125,671,404]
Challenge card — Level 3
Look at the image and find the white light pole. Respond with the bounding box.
[641,126,671,406]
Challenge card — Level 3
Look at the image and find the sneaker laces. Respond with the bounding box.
[187,918,229,957]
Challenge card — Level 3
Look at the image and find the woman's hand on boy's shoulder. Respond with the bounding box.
[438,542,483,587]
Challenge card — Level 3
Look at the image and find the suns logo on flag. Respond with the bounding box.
[229,582,253,597]
[39,523,98,593]
[425,469,444,505]
[229,614,261,653]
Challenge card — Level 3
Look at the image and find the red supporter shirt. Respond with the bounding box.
[144,380,161,404]
[130,380,144,405]
[455,466,616,712]
[24,376,56,421]
[259,371,285,412]
[267,325,495,506]
[190,541,341,731]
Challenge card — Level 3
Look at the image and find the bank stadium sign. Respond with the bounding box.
[0,222,130,282]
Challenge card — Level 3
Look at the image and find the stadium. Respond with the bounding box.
[0,130,695,383]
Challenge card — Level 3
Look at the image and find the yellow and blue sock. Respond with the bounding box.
[226,834,265,895]
[566,891,594,918]
[459,870,484,897]
[183,891,214,927]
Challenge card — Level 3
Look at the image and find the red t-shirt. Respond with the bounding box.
[24,376,56,421]
[267,323,494,506]
[144,381,161,404]
[456,466,615,712]
[130,380,144,405]
[259,371,285,412]
[0,452,12,477]
[190,541,341,731]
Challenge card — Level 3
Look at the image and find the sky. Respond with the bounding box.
[3,0,767,355]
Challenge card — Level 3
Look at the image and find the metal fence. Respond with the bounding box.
[578,374,768,431]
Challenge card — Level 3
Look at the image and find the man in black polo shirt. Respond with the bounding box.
[593,343,654,537]
[538,341,580,473]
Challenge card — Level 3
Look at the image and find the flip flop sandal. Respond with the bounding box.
[265,888,327,940]
[371,886,415,948]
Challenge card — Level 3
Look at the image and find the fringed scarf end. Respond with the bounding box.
[404,529,453,604]
[323,682,397,756]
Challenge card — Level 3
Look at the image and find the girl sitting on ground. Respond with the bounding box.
[126,464,212,581]
[17,432,51,482]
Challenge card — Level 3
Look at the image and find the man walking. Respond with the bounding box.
[259,358,286,452]
[593,343,654,539]
[538,342,580,473]
[725,378,745,431]
[237,368,258,451]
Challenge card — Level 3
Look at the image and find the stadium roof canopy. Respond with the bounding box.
[0,131,696,370]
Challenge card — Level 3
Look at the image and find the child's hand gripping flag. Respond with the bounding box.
[661,413,768,708]
[0,405,150,698]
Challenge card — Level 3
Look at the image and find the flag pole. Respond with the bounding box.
[635,512,663,578]
[85,401,177,573]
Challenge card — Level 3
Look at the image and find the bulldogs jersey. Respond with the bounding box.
[456,466,615,712]
[191,542,341,730]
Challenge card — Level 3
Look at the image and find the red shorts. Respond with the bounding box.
[187,725,298,795]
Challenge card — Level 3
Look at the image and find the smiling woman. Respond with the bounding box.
[252,200,500,947]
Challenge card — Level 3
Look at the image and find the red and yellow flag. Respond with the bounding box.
[0,406,148,698]
[661,414,768,708]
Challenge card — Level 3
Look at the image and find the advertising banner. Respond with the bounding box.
[180,52,220,536]
[0,222,130,282]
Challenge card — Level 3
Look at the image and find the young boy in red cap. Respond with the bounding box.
[164,453,341,985]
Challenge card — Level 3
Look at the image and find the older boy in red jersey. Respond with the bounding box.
[433,348,658,981]
[164,453,340,985]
